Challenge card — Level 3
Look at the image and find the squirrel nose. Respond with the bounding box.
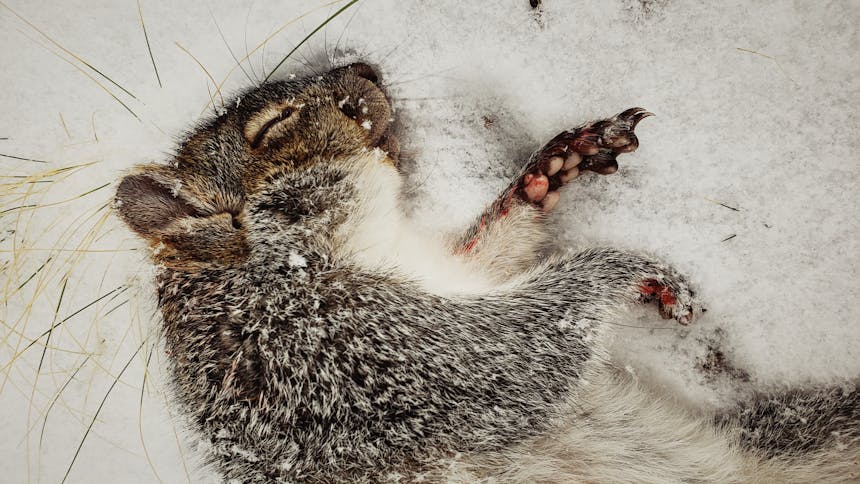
[345,62,379,84]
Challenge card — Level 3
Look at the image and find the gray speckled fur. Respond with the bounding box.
[156,164,694,481]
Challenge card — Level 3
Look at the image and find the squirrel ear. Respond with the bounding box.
[115,171,202,240]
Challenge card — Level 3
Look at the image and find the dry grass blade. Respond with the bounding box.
[0,0,138,100]
[75,182,111,199]
[91,112,100,142]
[0,197,118,393]
[37,278,68,373]
[0,153,49,163]
[25,276,64,479]
[59,112,72,140]
[12,285,127,361]
[264,0,360,82]
[60,341,144,484]
[1,182,110,219]
[736,47,798,86]
[1,204,37,215]
[176,42,225,109]
[138,342,163,483]
[54,55,141,121]
[102,299,129,317]
[16,256,52,291]
[0,248,136,254]
[137,0,162,88]
[210,8,255,84]
[12,27,141,121]
[704,197,741,212]
[200,0,343,113]
[39,356,90,449]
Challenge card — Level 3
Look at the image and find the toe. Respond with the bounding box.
[597,161,618,175]
[523,174,549,202]
[673,306,694,325]
[596,161,618,175]
[545,156,564,176]
[571,133,600,155]
[563,152,581,169]
[541,191,560,211]
[606,135,631,149]
[614,133,639,153]
[559,167,579,183]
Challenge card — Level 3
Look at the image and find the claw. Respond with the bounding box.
[617,107,654,128]
[658,302,673,320]
[578,150,618,174]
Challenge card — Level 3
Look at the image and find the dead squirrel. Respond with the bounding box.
[115,63,859,482]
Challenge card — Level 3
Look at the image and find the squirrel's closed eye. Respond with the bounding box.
[245,102,300,149]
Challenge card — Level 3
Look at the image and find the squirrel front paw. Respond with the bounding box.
[639,276,703,325]
[516,107,652,212]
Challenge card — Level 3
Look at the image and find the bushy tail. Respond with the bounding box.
[442,370,859,483]
[717,381,860,482]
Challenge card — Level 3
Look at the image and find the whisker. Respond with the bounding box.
[264,0,361,82]
[333,0,364,57]
[210,8,255,84]
[202,0,343,111]
[243,0,260,83]
[175,42,226,112]
[384,68,462,88]
[295,44,326,76]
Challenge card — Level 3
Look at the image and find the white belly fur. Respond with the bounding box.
[334,151,495,296]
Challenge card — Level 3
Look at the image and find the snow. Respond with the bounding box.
[1,0,858,482]
[288,251,308,268]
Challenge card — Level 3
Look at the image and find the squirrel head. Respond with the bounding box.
[115,63,396,271]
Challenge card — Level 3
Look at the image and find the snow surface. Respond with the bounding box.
[1,1,857,482]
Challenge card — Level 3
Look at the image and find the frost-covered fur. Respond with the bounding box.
[115,64,859,482]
